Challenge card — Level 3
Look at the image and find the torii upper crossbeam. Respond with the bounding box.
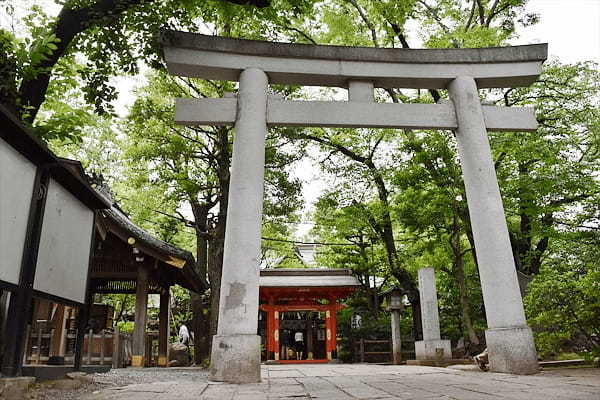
[161,31,547,383]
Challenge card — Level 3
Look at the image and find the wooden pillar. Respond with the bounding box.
[132,265,149,367]
[273,310,280,361]
[112,325,121,369]
[158,287,170,367]
[87,329,93,365]
[58,307,70,357]
[325,309,333,361]
[330,305,337,359]
[74,291,92,371]
[306,312,314,360]
[266,309,273,361]
[50,304,66,356]
[1,168,50,376]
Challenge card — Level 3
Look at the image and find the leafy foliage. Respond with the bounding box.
[525,237,600,359]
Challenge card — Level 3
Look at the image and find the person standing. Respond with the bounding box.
[179,323,191,364]
[294,331,304,360]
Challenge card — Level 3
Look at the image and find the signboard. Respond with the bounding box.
[33,178,94,303]
[0,137,37,285]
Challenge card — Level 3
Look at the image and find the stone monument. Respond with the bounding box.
[414,267,452,361]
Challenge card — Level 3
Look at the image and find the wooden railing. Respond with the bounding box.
[358,339,392,363]
[355,338,415,363]
[25,326,132,368]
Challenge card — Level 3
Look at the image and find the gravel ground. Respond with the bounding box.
[31,368,209,400]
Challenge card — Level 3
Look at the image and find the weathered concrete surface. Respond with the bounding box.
[415,267,453,361]
[162,31,547,88]
[486,326,539,375]
[175,97,538,132]
[209,335,261,384]
[415,339,453,361]
[348,80,375,102]
[417,268,442,341]
[448,76,538,375]
[407,359,473,367]
[81,364,600,400]
[209,68,268,383]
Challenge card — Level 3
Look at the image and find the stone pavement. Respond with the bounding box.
[84,364,600,400]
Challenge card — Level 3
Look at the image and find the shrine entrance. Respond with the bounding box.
[275,311,326,362]
[259,269,360,363]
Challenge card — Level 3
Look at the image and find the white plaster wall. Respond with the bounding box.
[0,137,37,285]
[34,178,93,303]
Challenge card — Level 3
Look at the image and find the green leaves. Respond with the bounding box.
[525,239,600,358]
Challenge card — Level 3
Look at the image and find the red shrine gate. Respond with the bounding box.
[259,269,360,363]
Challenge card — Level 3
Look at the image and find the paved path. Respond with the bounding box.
[84,364,600,400]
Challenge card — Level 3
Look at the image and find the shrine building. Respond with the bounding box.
[259,268,360,363]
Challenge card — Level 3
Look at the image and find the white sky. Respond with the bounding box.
[518,0,600,62]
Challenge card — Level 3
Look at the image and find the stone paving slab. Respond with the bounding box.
[83,364,600,400]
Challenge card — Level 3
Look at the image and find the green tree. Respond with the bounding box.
[525,235,600,359]
[121,71,302,362]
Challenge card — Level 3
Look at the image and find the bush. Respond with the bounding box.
[524,242,600,360]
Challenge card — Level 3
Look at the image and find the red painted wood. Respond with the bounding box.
[276,359,329,364]
[259,284,358,361]
[330,304,337,353]
[266,309,274,352]
[273,310,280,356]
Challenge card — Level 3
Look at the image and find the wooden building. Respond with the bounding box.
[15,159,205,371]
[259,269,360,363]
[87,179,204,367]
[0,105,109,377]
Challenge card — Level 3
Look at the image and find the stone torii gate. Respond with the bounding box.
[161,31,547,382]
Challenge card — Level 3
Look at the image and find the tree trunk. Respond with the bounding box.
[190,292,210,363]
[206,126,231,349]
[450,211,480,346]
[13,0,269,123]
[411,300,423,341]
[190,201,210,364]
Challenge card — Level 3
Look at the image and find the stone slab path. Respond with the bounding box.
[83,364,600,400]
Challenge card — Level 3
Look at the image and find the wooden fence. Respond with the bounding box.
[355,338,415,363]
[25,325,132,368]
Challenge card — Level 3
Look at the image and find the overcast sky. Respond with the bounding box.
[519,0,600,62]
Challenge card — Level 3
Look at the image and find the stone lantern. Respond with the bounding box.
[385,287,404,365]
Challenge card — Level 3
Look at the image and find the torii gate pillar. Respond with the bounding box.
[449,76,538,374]
[209,68,267,383]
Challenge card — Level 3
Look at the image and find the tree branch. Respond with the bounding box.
[465,0,477,31]
[346,0,379,47]
[17,0,270,123]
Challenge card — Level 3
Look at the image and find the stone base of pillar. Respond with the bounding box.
[209,334,261,383]
[485,326,539,375]
[131,355,144,367]
[415,339,452,360]
[157,356,168,367]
